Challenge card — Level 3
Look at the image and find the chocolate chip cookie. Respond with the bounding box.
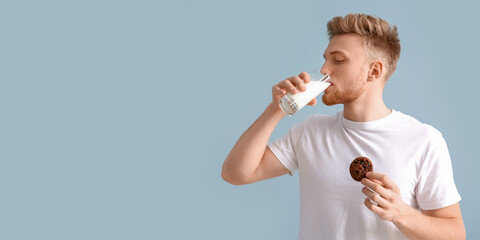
[349,157,373,182]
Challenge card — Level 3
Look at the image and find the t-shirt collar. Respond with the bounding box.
[341,109,398,130]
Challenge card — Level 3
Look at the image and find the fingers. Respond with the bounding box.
[279,78,300,94]
[361,172,407,222]
[273,72,310,96]
[365,172,398,191]
[361,178,392,201]
[307,98,317,106]
[371,179,384,186]
[362,187,389,207]
[364,197,386,215]
[272,85,286,96]
[286,76,306,93]
[298,71,311,83]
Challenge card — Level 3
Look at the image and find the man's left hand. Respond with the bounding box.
[361,172,415,222]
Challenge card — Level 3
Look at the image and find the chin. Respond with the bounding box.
[322,94,343,106]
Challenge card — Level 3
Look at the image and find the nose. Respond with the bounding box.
[320,63,331,76]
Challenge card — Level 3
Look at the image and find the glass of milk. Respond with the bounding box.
[279,68,331,116]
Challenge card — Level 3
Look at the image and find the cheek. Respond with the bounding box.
[330,63,365,88]
[332,65,348,80]
[334,63,357,76]
[345,65,368,83]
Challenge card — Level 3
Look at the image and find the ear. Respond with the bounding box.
[367,61,383,81]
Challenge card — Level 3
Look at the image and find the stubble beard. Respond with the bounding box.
[322,81,367,106]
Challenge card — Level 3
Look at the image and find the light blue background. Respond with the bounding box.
[1,0,479,239]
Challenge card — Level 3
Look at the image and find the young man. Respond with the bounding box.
[221,14,465,240]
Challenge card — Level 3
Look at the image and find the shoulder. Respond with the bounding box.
[394,110,445,143]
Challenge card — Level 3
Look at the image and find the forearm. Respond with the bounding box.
[222,102,285,183]
[393,208,466,240]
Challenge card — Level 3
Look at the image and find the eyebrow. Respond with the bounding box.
[323,50,347,59]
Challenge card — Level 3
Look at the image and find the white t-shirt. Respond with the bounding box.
[267,109,461,240]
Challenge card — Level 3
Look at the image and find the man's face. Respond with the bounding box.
[321,33,371,106]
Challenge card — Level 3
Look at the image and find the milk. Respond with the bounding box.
[279,75,331,115]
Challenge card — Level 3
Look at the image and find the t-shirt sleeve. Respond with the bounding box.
[415,126,462,210]
[267,118,309,176]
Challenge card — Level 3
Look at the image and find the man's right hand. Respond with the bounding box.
[271,71,318,114]
[223,72,317,185]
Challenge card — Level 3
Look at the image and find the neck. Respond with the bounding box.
[343,92,391,122]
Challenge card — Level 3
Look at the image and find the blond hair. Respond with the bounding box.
[327,14,401,80]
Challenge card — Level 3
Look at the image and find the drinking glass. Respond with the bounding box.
[279,68,331,115]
